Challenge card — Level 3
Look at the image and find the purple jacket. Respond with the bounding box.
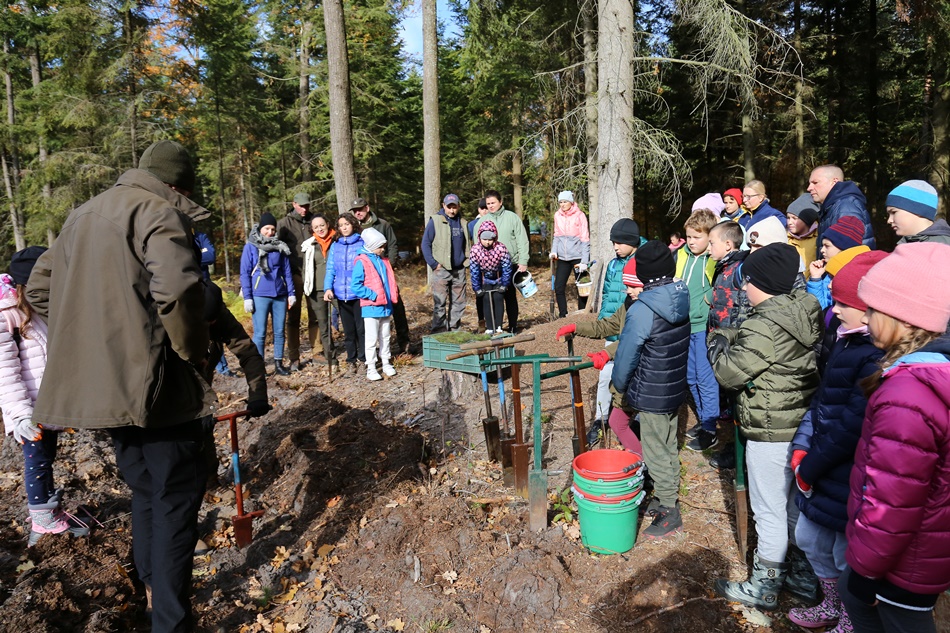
[846,337,950,597]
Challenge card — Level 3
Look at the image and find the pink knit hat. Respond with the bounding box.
[831,250,888,311]
[858,242,950,332]
[692,193,725,218]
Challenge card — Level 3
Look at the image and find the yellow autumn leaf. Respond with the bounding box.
[387,619,405,631]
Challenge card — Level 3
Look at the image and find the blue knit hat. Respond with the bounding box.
[886,179,939,221]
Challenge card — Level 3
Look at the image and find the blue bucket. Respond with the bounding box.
[513,271,538,298]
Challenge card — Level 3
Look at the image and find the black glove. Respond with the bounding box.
[247,399,272,418]
[707,334,730,365]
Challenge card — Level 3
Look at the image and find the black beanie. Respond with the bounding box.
[742,243,800,296]
[609,218,640,247]
[204,281,224,322]
[9,246,47,286]
[635,240,676,282]
[139,140,196,193]
[259,212,278,230]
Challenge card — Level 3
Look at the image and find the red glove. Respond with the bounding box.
[556,324,576,341]
[587,350,610,370]
[791,449,807,472]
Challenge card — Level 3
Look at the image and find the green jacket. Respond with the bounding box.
[709,290,822,442]
[474,207,530,266]
[576,302,626,346]
[675,246,716,333]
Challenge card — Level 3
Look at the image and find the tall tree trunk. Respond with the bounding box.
[793,0,804,187]
[583,0,599,295]
[596,0,635,294]
[2,38,25,250]
[125,8,139,167]
[323,0,358,215]
[866,0,879,207]
[422,0,440,226]
[738,0,754,181]
[931,64,950,218]
[299,12,312,183]
[28,42,54,244]
[213,75,231,282]
[512,140,523,217]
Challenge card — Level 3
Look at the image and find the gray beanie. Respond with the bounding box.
[139,140,196,193]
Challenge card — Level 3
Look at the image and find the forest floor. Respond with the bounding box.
[0,261,947,633]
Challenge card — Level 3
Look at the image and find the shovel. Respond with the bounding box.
[566,336,587,458]
[510,363,530,498]
[479,356,503,462]
[734,423,749,562]
[528,360,547,531]
[486,296,515,480]
[218,410,264,548]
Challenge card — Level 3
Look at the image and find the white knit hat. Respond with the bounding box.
[557,190,574,203]
[361,227,387,252]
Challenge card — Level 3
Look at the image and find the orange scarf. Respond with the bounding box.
[314,229,337,258]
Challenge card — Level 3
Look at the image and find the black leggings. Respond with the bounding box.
[554,258,587,317]
[337,299,365,363]
[482,288,506,332]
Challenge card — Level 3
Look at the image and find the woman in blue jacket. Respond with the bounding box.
[324,213,366,370]
[241,212,294,375]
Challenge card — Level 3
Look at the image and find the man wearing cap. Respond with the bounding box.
[421,193,471,332]
[806,164,875,257]
[278,193,318,371]
[886,179,950,245]
[472,189,530,333]
[350,197,411,353]
[26,140,223,632]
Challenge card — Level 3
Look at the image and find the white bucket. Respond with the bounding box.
[513,271,538,298]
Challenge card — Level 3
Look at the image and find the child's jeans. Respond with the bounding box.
[747,439,799,561]
[23,431,60,505]
[364,316,392,370]
[795,513,847,578]
[252,295,287,360]
[688,331,720,433]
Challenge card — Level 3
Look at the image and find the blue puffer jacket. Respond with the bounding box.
[612,278,690,414]
[597,254,633,341]
[748,199,786,226]
[240,242,293,299]
[324,233,365,301]
[792,332,883,532]
[818,181,875,256]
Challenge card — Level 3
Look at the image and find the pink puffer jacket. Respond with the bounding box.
[0,277,49,434]
[846,344,950,595]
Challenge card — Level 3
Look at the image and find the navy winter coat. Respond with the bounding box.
[612,279,690,414]
[817,181,875,257]
[748,199,786,226]
[792,332,883,532]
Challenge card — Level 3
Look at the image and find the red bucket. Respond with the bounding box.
[572,485,643,504]
[572,449,642,482]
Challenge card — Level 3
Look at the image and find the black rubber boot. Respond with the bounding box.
[274,360,290,376]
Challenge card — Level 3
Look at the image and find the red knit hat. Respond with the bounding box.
[830,250,888,311]
[858,242,950,332]
[622,258,643,288]
[723,188,743,206]
[824,215,866,251]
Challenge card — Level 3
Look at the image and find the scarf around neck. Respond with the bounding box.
[249,226,291,274]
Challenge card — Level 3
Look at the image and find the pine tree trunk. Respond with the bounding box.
[2,38,25,250]
[28,43,54,244]
[931,66,950,218]
[422,0,440,232]
[583,1,599,311]
[512,142,523,218]
[793,0,804,188]
[323,0,358,215]
[866,0,879,206]
[299,14,312,183]
[125,8,139,168]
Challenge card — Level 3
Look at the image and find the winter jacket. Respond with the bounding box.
[612,279,690,414]
[792,331,882,532]
[817,182,875,256]
[0,281,48,433]
[473,207,530,267]
[551,203,591,265]
[788,225,818,272]
[597,254,634,341]
[422,210,470,271]
[324,233,365,302]
[359,211,399,261]
[710,290,822,442]
[675,247,716,334]
[204,304,267,405]
[897,218,950,246]
[195,232,215,281]
[469,240,513,293]
[26,168,214,430]
[846,335,950,599]
[708,249,751,331]
[746,199,786,227]
[301,234,332,296]
[277,210,313,274]
[806,274,833,310]
[722,207,755,231]
[240,233,294,300]
[352,252,398,318]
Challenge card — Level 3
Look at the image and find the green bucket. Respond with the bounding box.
[573,487,644,555]
[573,469,644,498]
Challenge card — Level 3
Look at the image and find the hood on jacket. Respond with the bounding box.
[823,180,867,211]
[752,289,822,348]
[638,279,689,325]
[125,169,211,223]
[905,218,950,241]
[882,334,950,411]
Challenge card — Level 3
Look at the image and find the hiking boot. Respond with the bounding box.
[367,369,382,381]
[274,360,290,376]
[709,444,736,470]
[642,503,682,539]
[639,496,661,518]
[28,501,90,547]
[382,365,397,377]
[685,422,703,440]
[586,419,604,449]
[785,544,820,603]
[714,551,788,610]
[288,361,300,373]
[686,429,718,452]
[788,577,841,628]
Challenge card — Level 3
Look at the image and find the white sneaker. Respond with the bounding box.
[485,329,494,335]
[366,369,382,381]
[382,365,397,377]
